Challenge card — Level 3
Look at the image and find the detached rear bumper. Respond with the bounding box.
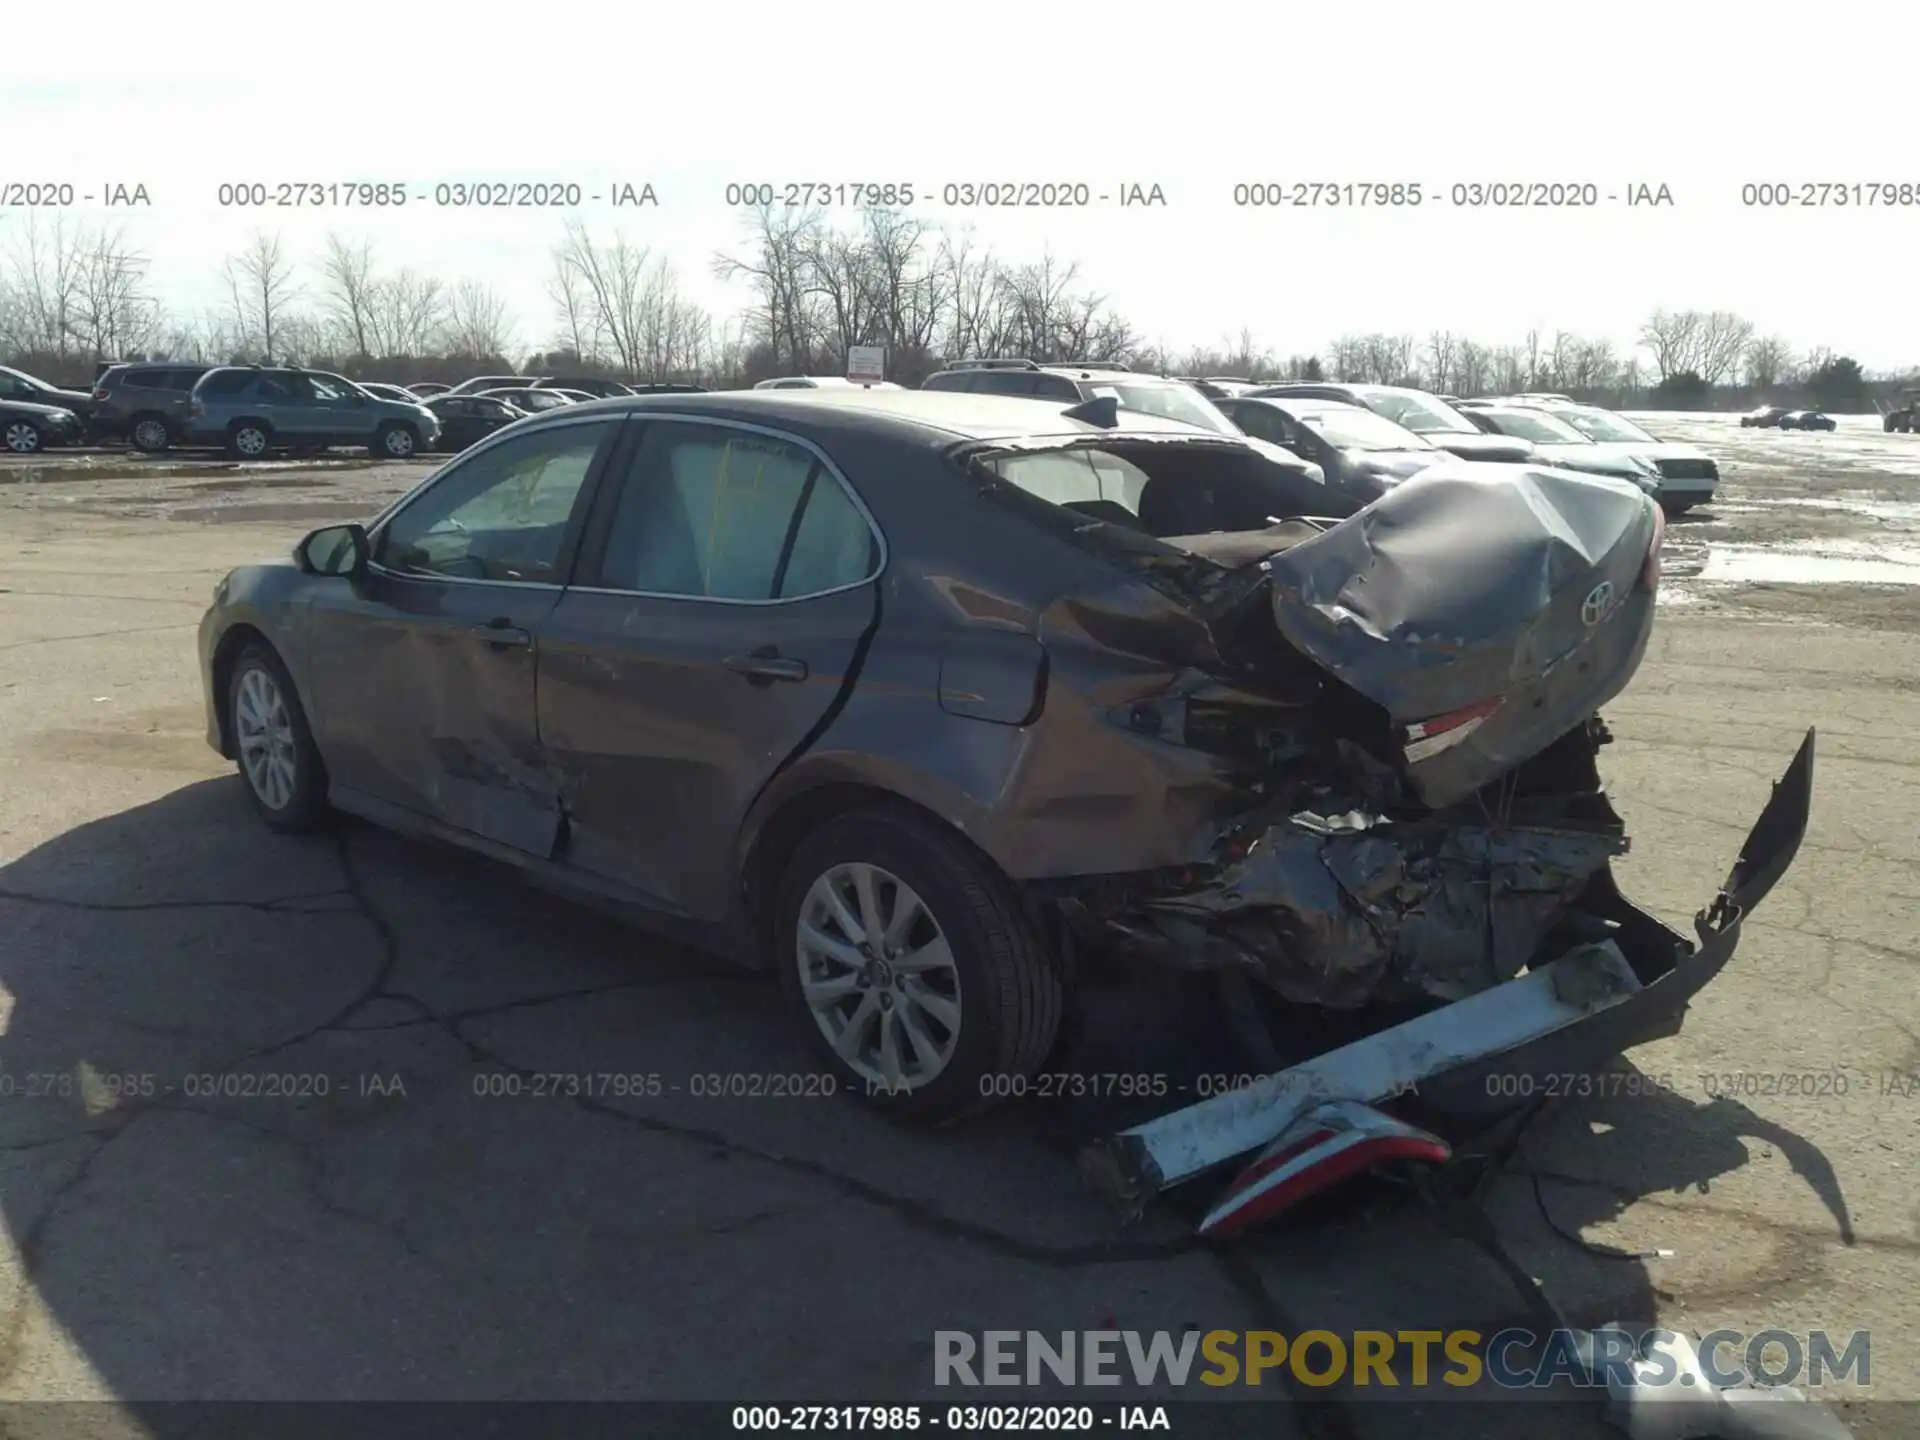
[1081,728,1816,1219]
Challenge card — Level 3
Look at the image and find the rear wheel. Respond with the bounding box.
[131,415,173,453]
[775,807,1062,1123]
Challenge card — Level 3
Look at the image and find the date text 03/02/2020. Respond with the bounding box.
[1228,181,1675,207]
[720,182,1167,208]
[730,1404,1170,1431]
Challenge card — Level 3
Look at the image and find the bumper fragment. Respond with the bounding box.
[1081,728,1816,1227]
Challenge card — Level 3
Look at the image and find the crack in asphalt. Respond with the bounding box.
[0,622,197,654]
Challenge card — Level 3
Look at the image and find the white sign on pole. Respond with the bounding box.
[847,346,886,384]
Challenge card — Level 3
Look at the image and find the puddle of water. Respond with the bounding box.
[1699,541,1920,586]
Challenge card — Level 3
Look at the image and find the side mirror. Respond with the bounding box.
[294,522,369,578]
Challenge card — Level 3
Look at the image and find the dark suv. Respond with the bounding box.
[921,360,1244,436]
[185,367,440,459]
[91,363,213,452]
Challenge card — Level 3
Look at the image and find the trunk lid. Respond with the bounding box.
[1261,461,1661,808]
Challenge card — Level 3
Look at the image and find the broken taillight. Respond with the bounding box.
[1403,697,1504,763]
[1641,503,1665,590]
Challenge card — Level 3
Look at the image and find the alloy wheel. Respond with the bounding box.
[235,427,268,457]
[235,666,298,812]
[133,419,170,450]
[796,862,963,1092]
[383,427,415,457]
[4,422,42,453]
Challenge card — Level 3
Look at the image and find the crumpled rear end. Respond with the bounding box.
[1261,462,1662,809]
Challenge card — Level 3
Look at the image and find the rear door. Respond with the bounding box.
[536,417,884,919]
[305,414,624,853]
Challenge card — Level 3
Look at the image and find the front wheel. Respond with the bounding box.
[775,807,1062,1123]
[227,421,271,459]
[227,644,327,832]
[3,420,44,453]
[374,422,418,458]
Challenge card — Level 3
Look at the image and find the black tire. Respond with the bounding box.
[227,420,272,459]
[130,415,173,453]
[774,806,1063,1123]
[1661,500,1693,518]
[226,643,328,833]
[373,421,418,459]
[3,419,45,454]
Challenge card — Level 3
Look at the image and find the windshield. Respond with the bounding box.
[1362,390,1480,436]
[1298,408,1433,451]
[1483,409,1589,444]
[1087,382,1239,436]
[1558,409,1654,444]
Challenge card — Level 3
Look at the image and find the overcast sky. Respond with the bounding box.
[10,1,1919,366]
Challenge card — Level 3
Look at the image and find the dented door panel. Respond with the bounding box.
[307,570,564,855]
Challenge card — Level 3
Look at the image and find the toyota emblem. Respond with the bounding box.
[1581,581,1615,626]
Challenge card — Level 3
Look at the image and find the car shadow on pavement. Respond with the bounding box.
[0,778,1853,1413]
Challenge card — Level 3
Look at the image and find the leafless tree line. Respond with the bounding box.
[1,208,1908,400]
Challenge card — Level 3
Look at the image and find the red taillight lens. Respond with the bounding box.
[1403,696,1505,763]
[1642,503,1666,590]
[91,388,109,401]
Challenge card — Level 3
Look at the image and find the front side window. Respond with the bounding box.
[597,423,878,600]
[375,419,614,583]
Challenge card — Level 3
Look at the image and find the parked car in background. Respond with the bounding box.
[446,375,525,396]
[1184,377,1271,399]
[756,377,905,390]
[408,381,453,397]
[1216,396,1444,506]
[478,387,575,413]
[1453,403,1663,496]
[1497,400,1718,513]
[1741,405,1791,428]
[531,376,632,398]
[1780,411,1837,432]
[0,365,96,432]
[358,382,422,404]
[1247,382,1536,463]
[0,398,85,453]
[549,389,602,404]
[923,360,1246,437]
[424,393,524,451]
[186,366,440,458]
[89,362,213,452]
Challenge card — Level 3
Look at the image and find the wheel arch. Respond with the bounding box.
[738,777,1011,969]
[208,622,277,758]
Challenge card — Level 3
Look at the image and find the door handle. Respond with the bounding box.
[471,620,532,649]
[724,649,808,683]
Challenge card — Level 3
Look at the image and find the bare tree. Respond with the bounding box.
[1639,308,1701,380]
[713,204,826,374]
[74,226,156,358]
[439,279,516,360]
[1,214,92,357]
[318,234,379,359]
[1743,334,1793,390]
[1693,310,1755,385]
[223,231,300,361]
[369,269,446,358]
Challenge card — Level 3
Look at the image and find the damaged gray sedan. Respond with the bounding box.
[198,390,1812,1175]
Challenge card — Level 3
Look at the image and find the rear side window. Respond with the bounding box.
[969,371,1040,397]
[197,370,254,397]
[921,372,974,392]
[1035,375,1082,400]
[119,370,160,390]
[596,422,878,600]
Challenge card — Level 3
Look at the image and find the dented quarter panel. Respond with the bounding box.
[1263,463,1660,808]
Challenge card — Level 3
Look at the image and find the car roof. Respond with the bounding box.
[1234,396,1369,417]
[527,387,1232,447]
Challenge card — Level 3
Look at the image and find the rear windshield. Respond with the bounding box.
[1083,381,1239,435]
[1363,390,1480,436]
[1559,409,1654,443]
[1484,409,1588,444]
[975,438,1334,539]
[1297,408,1433,451]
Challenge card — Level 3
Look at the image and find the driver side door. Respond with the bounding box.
[305,414,624,855]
